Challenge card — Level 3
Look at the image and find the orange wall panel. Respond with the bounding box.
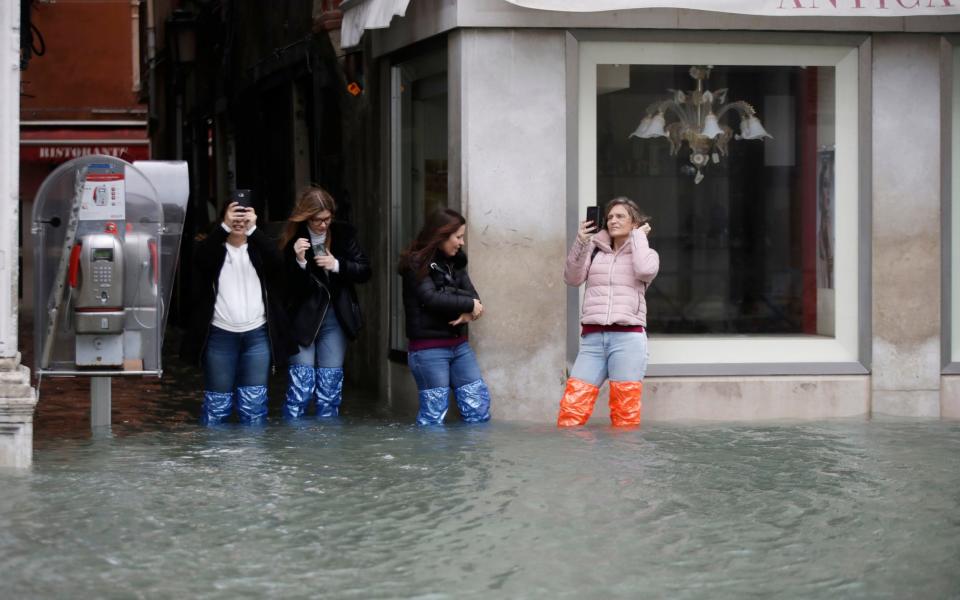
[21,1,143,119]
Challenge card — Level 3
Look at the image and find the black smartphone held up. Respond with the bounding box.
[231,189,253,208]
[585,206,600,228]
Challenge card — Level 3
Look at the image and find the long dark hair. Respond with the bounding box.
[398,208,466,280]
[279,186,337,250]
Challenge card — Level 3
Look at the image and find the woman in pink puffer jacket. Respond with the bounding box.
[558,197,659,428]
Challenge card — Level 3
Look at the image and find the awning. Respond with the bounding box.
[20,126,150,164]
[503,0,960,17]
[340,0,411,49]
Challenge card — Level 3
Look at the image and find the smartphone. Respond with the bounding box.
[585,206,600,227]
[313,242,328,256]
[231,189,253,208]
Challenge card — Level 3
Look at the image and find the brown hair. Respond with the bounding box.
[279,186,337,249]
[605,196,650,229]
[398,208,467,280]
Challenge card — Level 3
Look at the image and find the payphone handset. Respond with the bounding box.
[70,234,125,310]
[123,231,159,312]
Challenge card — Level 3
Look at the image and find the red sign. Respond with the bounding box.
[21,144,150,163]
[20,126,150,165]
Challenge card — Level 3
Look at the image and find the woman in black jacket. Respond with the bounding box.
[280,187,371,419]
[398,208,491,425]
[182,202,290,425]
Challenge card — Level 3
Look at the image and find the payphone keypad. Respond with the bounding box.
[93,263,112,284]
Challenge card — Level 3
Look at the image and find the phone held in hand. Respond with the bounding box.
[231,189,253,208]
[313,243,328,256]
[585,206,599,227]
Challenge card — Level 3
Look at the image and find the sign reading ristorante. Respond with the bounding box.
[504,0,960,16]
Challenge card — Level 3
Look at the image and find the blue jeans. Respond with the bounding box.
[202,325,270,424]
[290,311,347,368]
[569,331,648,387]
[408,342,491,424]
[203,325,271,391]
[408,342,482,390]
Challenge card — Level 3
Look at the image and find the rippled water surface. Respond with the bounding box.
[2,416,959,599]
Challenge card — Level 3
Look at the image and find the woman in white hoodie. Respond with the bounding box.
[558,197,660,428]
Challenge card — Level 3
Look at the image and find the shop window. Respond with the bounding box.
[580,42,861,370]
[390,51,449,353]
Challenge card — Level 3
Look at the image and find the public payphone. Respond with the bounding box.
[32,156,188,376]
[70,232,126,366]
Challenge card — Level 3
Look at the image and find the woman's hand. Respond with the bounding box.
[315,253,337,271]
[471,299,484,320]
[577,219,597,244]
[244,206,258,231]
[450,300,483,326]
[294,238,310,262]
[223,202,245,229]
[449,312,474,326]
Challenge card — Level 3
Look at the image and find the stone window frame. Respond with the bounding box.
[386,40,452,358]
[943,36,960,372]
[566,31,873,376]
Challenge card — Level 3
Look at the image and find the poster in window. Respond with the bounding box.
[816,149,835,290]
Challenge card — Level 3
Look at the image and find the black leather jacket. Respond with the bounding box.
[180,225,294,368]
[282,221,371,345]
[401,250,480,340]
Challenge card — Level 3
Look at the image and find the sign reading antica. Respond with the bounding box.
[505,0,960,15]
[779,0,954,9]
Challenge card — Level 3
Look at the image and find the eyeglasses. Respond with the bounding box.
[309,214,333,225]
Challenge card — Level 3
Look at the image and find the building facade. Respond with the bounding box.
[141,0,389,380]
[19,0,150,312]
[342,0,960,422]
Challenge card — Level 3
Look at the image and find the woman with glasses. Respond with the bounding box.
[279,187,371,419]
[398,208,491,425]
[558,196,659,428]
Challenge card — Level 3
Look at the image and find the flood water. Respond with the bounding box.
[4,325,960,598]
[3,415,960,598]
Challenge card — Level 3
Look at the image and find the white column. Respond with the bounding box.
[0,0,38,468]
[871,34,942,417]
[456,30,569,421]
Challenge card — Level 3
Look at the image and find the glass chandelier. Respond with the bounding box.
[629,66,772,184]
